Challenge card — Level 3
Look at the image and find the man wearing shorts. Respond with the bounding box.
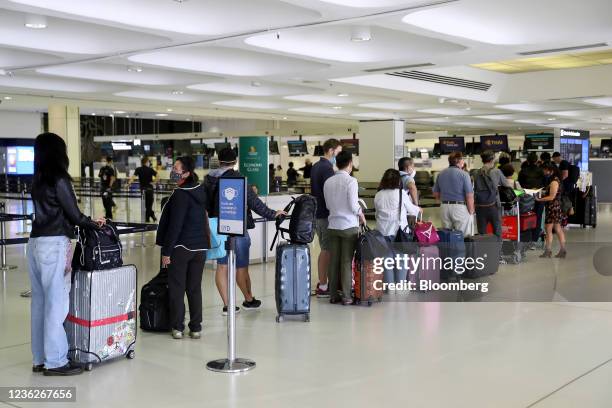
[205,148,286,315]
[310,138,342,297]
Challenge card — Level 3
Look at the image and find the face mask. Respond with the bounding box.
[169,170,182,183]
[409,169,416,178]
[330,156,336,166]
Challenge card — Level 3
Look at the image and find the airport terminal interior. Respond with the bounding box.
[2,0,612,407]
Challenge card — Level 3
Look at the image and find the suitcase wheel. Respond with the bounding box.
[85,363,93,372]
[354,298,361,305]
[275,315,284,323]
[126,350,135,360]
[367,300,372,307]
[303,314,310,323]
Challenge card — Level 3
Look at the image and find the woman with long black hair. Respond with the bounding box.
[536,163,567,258]
[156,156,210,339]
[28,133,105,376]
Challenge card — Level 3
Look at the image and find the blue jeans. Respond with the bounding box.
[27,236,71,369]
[217,233,251,268]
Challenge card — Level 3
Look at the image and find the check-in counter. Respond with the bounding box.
[590,158,612,202]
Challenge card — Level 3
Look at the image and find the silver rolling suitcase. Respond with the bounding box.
[65,265,137,371]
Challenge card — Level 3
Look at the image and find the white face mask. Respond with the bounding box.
[409,168,416,178]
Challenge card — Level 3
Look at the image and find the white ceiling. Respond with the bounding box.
[1,0,612,135]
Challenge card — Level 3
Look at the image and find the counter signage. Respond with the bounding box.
[438,137,465,154]
[239,136,269,196]
[480,134,509,152]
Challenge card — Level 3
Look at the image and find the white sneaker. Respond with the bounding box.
[171,330,183,339]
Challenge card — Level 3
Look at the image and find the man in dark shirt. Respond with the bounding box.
[286,162,298,187]
[98,156,116,219]
[519,153,546,244]
[310,138,341,298]
[299,159,313,179]
[552,152,570,181]
[129,157,158,222]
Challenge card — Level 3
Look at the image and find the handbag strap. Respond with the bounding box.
[398,187,402,224]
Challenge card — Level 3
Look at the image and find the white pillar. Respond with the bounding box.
[357,120,405,182]
[48,104,81,178]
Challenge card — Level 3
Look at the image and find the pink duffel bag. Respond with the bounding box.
[413,214,440,245]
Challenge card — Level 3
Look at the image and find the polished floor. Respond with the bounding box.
[1,198,612,407]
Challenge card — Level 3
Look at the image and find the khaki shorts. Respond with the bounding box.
[315,218,331,251]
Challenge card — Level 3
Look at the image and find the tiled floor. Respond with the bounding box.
[1,198,612,408]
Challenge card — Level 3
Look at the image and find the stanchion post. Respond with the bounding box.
[0,202,18,272]
[139,190,147,247]
[262,220,268,263]
[126,191,131,223]
[17,189,28,236]
[206,237,255,373]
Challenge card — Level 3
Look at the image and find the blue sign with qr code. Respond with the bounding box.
[218,176,247,236]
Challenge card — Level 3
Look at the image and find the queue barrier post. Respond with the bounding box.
[0,203,18,272]
[126,190,131,223]
[17,189,29,236]
[206,236,256,373]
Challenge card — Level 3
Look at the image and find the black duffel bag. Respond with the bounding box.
[72,222,123,271]
[519,194,535,213]
[139,268,170,332]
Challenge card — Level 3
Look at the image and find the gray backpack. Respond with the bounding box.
[474,168,497,205]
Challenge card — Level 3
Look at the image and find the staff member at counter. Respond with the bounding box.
[432,152,475,236]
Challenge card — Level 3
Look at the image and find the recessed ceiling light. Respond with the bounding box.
[3,96,12,100]
[251,81,262,87]
[126,65,143,73]
[547,117,556,121]
[91,113,96,116]
[155,113,168,117]
[171,90,184,95]
[126,115,130,118]
[282,116,288,120]
[332,106,343,109]
[350,25,371,42]
[337,93,349,97]
[113,111,126,114]
[173,0,187,2]
[24,14,47,29]
[166,108,173,112]
[465,107,471,111]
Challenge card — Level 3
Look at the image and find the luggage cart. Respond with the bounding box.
[488,200,523,264]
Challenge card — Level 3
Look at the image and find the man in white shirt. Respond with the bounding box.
[323,151,365,305]
[398,157,419,205]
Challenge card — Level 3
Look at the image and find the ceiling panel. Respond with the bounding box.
[114,89,217,103]
[245,25,465,63]
[0,47,63,69]
[38,63,218,85]
[0,9,169,55]
[0,74,119,92]
[402,0,612,45]
[129,47,329,77]
[8,0,321,36]
[284,94,379,105]
[187,81,320,97]
[290,106,349,115]
[316,0,428,7]
[212,100,293,110]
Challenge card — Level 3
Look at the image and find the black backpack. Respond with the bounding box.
[474,168,498,205]
[270,195,317,249]
[519,194,535,213]
[139,269,170,332]
[568,164,580,185]
[72,222,122,271]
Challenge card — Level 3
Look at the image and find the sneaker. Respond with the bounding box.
[316,283,330,298]
[43,363,83,376]
[32,364,44,373]
[189,331,201,340]
[242,298,262,310]
[222,306,240,316]
[171,329,183,339]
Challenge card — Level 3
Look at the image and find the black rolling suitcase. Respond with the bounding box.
[464,234,501,278]
[582,186,597,228]
[275,242,311,323]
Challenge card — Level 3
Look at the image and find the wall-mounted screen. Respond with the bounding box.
[560,135,590,171]
[524,133,554,151]
[313,145,324,156]
[214,142,231,154]
[438,137,465,154]
[7,146,34,175]
[287,140,308,156]
[269,141,279,155]
[480,134,509,152]
[340,139,359,155]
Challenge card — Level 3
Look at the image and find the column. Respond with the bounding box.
[357,120,405,182]
[48,104,81,178]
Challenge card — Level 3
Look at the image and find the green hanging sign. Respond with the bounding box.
[239,136,269,196]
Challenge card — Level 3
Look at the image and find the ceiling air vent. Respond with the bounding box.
[386,70,492,91]
[518,43,608,56]
[364,63,435,73]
